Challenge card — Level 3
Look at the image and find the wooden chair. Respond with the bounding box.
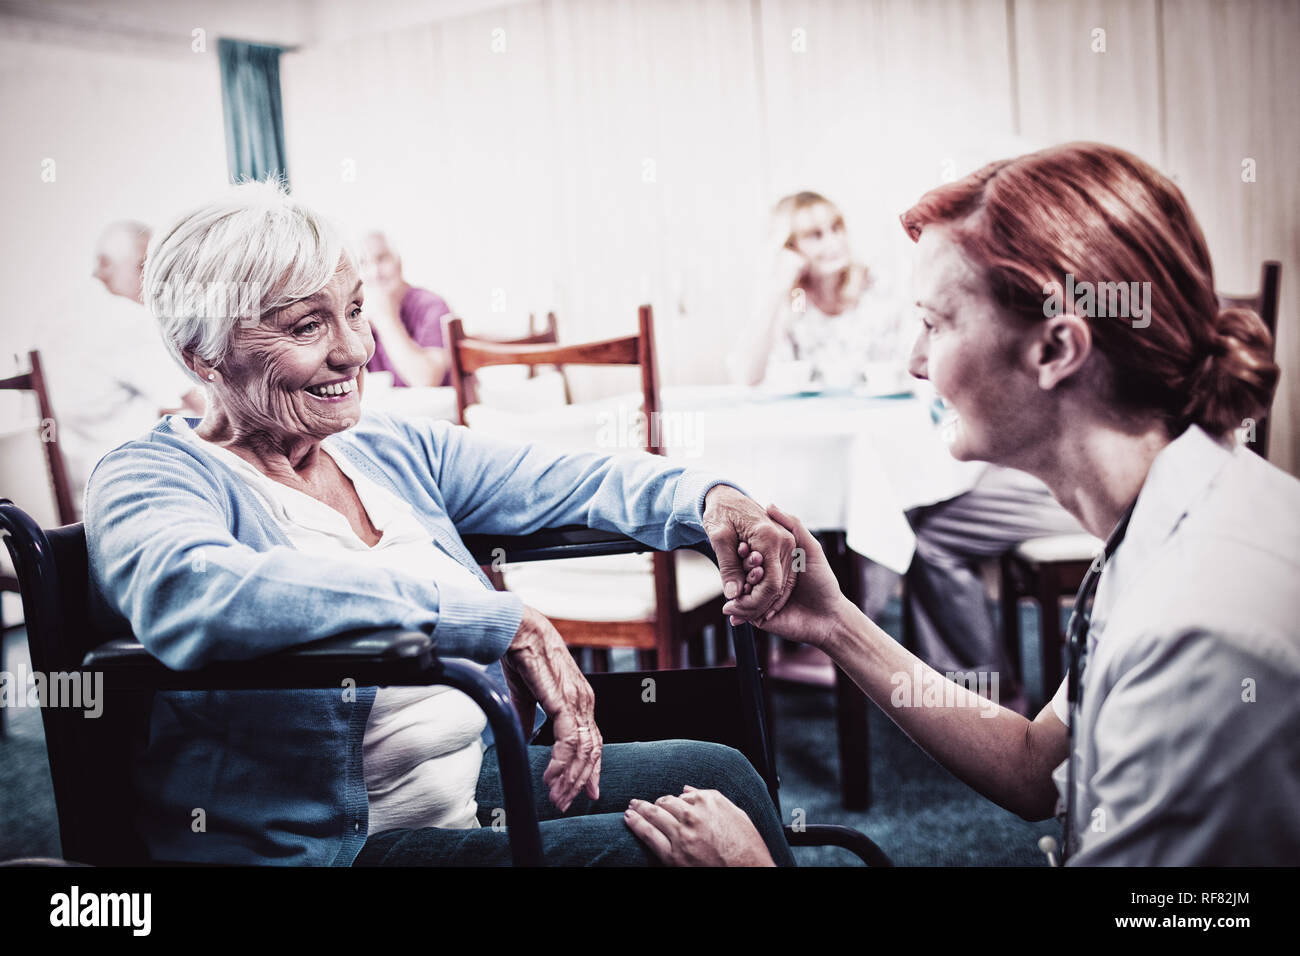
[1000,261,1283,704]
[446,305,726,670]
[445,311,571,424]
[0,350,76,527]
[0,349,77,736]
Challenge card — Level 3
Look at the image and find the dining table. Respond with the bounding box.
[363,378,986,808]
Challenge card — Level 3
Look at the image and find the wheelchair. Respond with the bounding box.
[0,499,890,866]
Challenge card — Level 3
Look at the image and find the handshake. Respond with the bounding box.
[701,484,851,649]
[503,483,853,815]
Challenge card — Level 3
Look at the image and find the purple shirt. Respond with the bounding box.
[367,286,452,387]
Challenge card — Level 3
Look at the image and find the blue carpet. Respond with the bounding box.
[777,595,1061,866]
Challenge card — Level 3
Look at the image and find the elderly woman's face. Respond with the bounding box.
[214,257,373,443]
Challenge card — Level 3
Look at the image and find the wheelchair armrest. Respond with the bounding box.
[784,824,894,867]
[81,629,546,865]
[83,628,438,691]
[460,525,658,564]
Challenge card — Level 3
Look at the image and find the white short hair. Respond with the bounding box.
[144,178,357,384]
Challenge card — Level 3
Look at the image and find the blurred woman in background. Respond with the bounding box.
[734,191,911,390]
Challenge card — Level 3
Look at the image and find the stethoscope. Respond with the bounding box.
[1040,499,1137,867]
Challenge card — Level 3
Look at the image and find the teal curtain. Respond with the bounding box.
[218,39,289,185]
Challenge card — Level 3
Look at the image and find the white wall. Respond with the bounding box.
[1,0,1295,474]
[0,27,227,372]
[282,0,1300,473]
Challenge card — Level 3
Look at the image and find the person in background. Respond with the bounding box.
[91,219,151,303]
[359,231,452,387]
[733,191,911,391]
[91,220,205,415]
[40,221,204,504]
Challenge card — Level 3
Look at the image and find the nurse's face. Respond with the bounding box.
[907,226,1045,466]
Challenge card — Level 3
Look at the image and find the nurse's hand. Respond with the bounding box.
[702,485,799,623]
[504,606,602,812]
[723,504,855,649]
[624,786,775,867]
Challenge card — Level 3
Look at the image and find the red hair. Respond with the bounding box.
[900,142,1277,438]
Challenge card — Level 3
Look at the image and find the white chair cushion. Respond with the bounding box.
[1013,533,1104,563]
[474,367,569,412]
[501,548,724,622]
[464,398,606,452]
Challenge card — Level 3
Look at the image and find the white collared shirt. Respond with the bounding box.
[1050,425,1300,864]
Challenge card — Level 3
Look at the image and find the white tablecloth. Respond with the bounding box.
[462,384,984,573]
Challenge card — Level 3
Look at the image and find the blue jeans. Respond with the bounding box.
[354,739,796,866]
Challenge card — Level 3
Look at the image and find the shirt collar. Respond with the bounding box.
[1125,424,1236,558]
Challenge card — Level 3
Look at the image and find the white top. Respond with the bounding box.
[168,416,489,833]
[1048,424,1300,864]
[38,291,195,500]
[768,268,914,388]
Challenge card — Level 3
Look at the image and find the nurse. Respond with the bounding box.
[625,141,1300,866]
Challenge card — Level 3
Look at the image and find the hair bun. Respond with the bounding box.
[1179,307,1279,436]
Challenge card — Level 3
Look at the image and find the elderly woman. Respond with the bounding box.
[84,180,797,867]
[630,143,1299,865]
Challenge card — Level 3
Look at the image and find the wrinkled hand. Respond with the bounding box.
[502,606,602,811]
[723,504,853,649]
[702,486,799,624]
[623,786,775,866]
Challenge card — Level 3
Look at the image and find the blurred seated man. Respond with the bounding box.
[41,220,204,502]
[360,231,453,387]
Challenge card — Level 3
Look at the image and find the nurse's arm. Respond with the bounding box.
[822,603,1068,821]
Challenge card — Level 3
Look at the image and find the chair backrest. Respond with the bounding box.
[1217,261,1281,459]
[0,502,152,864]
[446,311,571,424]
[449,306,682,659]
[448,307,662,441]
[0,350,77,525]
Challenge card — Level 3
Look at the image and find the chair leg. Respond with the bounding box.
[0,621,6,739]
[999,557,1023,685]
[821,531,872,810]
[712,618,731,665]
[654,626,678,670]
[899,573,915,651]
[686,629,707,667]
[1036,572,1065,697]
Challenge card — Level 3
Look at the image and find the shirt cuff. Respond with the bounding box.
[421,583,524,664]
[672,469,750,528]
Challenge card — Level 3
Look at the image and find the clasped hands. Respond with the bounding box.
[500,485,808,809]
[503,485,844,864]
[627,489,855,866]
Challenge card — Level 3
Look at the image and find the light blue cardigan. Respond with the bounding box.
[84,411,733,865]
